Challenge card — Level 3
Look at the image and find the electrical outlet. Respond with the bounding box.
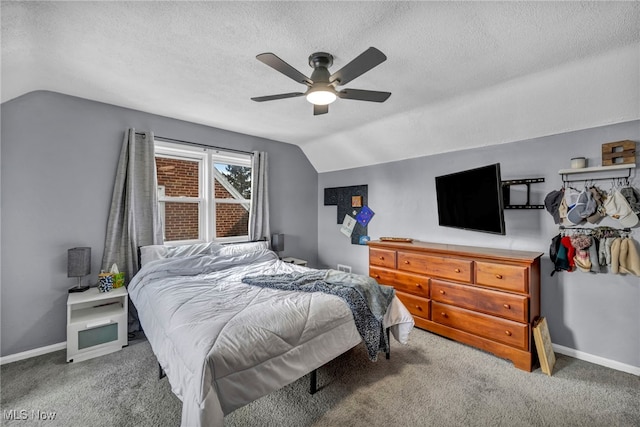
[337,264,351,273]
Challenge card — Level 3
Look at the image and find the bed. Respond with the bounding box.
[128,241,414,426]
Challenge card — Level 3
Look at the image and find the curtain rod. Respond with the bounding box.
[135,132,254,156]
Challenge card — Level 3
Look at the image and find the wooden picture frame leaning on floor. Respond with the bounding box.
[533,317,556,376]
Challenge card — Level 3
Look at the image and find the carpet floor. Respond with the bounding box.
[1,328,638,426]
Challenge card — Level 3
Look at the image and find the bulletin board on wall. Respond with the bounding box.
[324,185,372,245]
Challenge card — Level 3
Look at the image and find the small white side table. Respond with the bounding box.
[66,286,128,363]
[281,257,308,267]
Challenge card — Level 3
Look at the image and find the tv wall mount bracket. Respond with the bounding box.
[501,178,545,210]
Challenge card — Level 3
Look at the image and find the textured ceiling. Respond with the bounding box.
[2,1,640,172]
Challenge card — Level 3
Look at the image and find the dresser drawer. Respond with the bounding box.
[370,266,396,286]
[432,302,528,350]
[370,267,429,298]
[476,262,528,293]
[394,271,430,298]
[370,248,397,269]
[397,252,472,283]
[396,291,430,320]
[431,279,527,323]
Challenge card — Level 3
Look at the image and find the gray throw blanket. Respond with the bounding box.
[242,270,395,361]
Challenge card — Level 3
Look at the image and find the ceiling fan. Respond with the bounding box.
[251,47,391,116]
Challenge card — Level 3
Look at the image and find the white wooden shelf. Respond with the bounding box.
[558,163,635,175]
[559,163,635,183]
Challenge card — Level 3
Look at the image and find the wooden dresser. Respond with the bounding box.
[368,240,542,371]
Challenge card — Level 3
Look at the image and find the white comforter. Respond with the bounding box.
[128,249,414,426]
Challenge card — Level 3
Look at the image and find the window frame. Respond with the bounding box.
[154,140,252,245]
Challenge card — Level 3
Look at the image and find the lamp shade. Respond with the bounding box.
[271,234,284,252]
[68,247,91,278]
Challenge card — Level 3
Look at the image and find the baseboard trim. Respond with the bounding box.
[0,342,66,365]
[553,343,640,376]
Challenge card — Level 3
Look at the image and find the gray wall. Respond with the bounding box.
[318,120,640,369]
[0,91,318,357]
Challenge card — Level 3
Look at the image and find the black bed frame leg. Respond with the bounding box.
[386,327,391,360]
[309,328,389,395]
[159,362,166,380]
[309,369,317,394]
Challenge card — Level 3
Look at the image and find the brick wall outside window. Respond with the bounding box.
[156,157,199,197]
[164,202,199,241]
[213,167,250,237]
[215,203,249,237]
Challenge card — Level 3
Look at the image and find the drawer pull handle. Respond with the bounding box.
[495,274,503,279]
[415,305,422,311]
[379,256,384,260]
[505,330,512,336]
[503,304,510,309]
[415,283,422,288]
[375,275,380,279]
[454,268,461,273]
[439,290,445,294]
[404,260,410,264]
[440,312,448,318]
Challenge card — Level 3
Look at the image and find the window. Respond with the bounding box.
[155,141,252,244]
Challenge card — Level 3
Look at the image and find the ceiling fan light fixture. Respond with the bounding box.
[253,48,390,114]
[306,87,337,105]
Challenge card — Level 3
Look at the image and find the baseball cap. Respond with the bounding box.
[564,187,581,209]
[544,189,564,224]
[567,189,596,225]
[603,189,639,228]
[586,187,605,224]
[558,197,570,225]
[620,187,640,214]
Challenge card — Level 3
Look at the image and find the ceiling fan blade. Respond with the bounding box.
[330,47,387,86]
[314,104,328,115]
[256,53,313,86]
[251,92,305,102]
[337,89,391,102]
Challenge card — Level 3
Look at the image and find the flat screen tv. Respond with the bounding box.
[435,163,506,235]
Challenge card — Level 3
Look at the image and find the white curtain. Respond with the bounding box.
[249,151,270,241]
[102,128,163,330]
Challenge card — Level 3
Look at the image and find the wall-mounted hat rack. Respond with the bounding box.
[559,163,636,184]
[501,178,545,209]
[558,225,632,234]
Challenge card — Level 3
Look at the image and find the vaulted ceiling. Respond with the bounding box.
[2,1,639,172]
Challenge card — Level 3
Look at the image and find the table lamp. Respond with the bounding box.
[68,247,91,293]
[271,234,284,258]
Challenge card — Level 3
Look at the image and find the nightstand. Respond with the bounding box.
[281,257,308,267]
[66,286,128,363]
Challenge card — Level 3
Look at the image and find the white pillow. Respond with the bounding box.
[139,242,222,266]
[168,242,222,258]
[217,241,269,256]
[139,245,169,266]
